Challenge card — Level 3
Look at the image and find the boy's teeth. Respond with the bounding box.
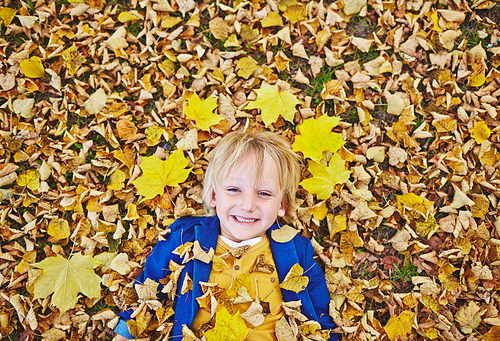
[234,216,256,223]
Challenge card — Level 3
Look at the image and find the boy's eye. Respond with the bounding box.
[259,191,271,197]
[227,188,239,192]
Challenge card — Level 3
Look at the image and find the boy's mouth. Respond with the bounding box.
[233,215,258,223]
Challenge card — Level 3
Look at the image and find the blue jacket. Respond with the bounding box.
[116,215,338,340]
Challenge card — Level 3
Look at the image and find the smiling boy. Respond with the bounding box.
[114,131,338,340]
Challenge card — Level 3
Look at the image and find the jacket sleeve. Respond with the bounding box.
[114,218,188,337]
[301,238,339,341]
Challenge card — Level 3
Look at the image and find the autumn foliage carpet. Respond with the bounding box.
[1,0,500,340]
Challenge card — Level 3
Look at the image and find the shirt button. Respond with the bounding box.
[234,265,240,270]
[270,277,275,283]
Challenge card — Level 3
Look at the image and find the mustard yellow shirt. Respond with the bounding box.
[192,234,284,340]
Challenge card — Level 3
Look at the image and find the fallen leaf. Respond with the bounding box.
[20,56,45,78]
[271,224,298,243]
[33,253,102,314]
[384,310,415,341]
[244,82,301,127]
[47,218,70,240]
[209,17,229,40]
[184,92,222,131]
[204,306,250,341]
[300,154,352,200]
[132,149,192,200]
[84,88,108,115]
[470,121,491,144]
[292,115,344,162]
[280,263,309,293]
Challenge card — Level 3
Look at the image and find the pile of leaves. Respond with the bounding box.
[1,0,500,340]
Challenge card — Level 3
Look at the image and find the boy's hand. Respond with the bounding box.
[113,335,130,341]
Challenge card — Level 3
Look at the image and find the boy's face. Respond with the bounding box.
[210,154,285,243]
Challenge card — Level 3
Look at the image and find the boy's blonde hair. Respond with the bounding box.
[202,131,301,221]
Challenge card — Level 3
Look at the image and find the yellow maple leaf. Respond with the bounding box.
[47,218,70,240]
[470,121,490,144]
[292,114,344,162]
[244,82,301,127]
[132,148,192,200]
[184,92,222,131]
[33,253,101,314]
[20,56,45,78]
[16,169,40,191]
[204,306,250,341]
[280,263,309,293]
[384,310,415,341]
[299,154,351,200]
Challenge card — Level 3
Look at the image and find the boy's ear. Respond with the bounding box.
[278,201,286,217]
[210,190,217,208]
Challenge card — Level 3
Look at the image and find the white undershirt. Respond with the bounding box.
[220,235,263,248]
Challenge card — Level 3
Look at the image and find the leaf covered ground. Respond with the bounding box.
[1,0,500,340]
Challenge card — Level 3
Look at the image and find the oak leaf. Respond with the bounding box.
[292,115,344,162]
[33,253,101,314]
[280,263,309,293]
[244,82,301,127]
[204,306,250,341]
[132,149,191,200]
[184,92,222,131]
[384,310,415,341]
[300,154,351,200]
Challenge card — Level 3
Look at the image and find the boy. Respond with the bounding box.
[114,131,338,340]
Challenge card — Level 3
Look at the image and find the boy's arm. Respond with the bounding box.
[113,219,188,338]
[302,239,339,341]
[113,319,134,339]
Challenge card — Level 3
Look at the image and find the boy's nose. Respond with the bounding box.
[239,193,256,212]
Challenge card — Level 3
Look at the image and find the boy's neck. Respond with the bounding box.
[220,235,263,248]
